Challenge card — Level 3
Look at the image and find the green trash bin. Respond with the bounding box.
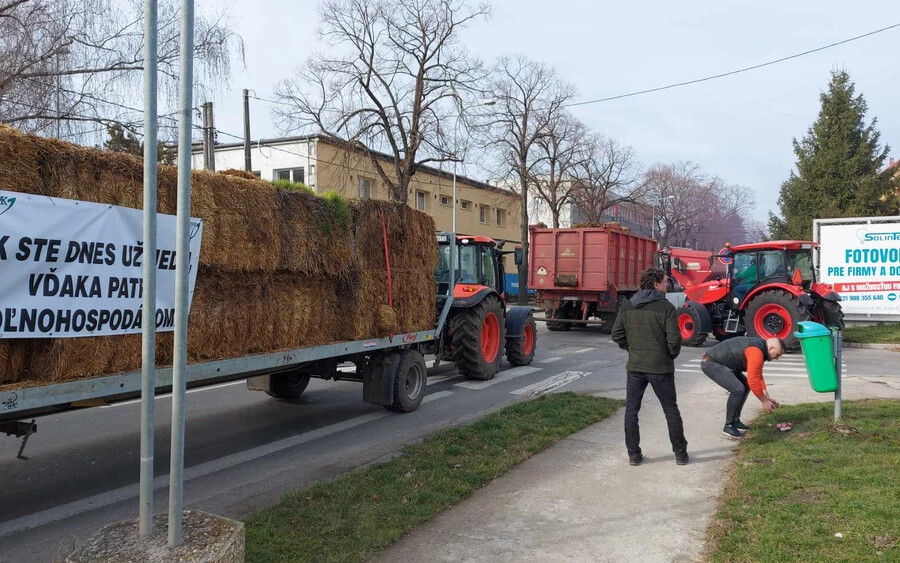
[794,321,837,393]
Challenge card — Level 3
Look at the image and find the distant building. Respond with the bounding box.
[191,135,522,270]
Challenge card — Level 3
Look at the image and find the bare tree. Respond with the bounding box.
[530,112,587,228]
[0,0,243,140]
[274,0,488,203]
[483,55,574,304]
[569,135,643,223]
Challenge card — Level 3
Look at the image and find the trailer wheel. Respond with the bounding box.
[452,296,506,380]
[745,290,810,350]
[266,371,311,400]
[599,296,626,335]
[546,305,572,331]
[385,350,426,413]
[676,305,708,347]
[507,313,537,366]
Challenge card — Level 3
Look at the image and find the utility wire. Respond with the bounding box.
[565,21,900,108]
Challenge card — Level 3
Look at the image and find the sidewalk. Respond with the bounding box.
[376,369,900,562]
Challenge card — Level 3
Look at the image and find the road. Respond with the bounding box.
[1,326,898,562]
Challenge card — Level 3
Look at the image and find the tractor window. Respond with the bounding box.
[480,246,497,288]
[733,253,758,284]
[788,251,814,281]
[436,245,451,284]
[759,251,787,280]
[458,245,478,284]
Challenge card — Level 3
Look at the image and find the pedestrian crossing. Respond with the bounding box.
[677,353,849,379]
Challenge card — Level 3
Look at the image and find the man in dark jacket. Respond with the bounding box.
[701,336,785,439]
[611,268,687,466]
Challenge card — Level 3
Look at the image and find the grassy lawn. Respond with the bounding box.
[707,400,900,562]
[842,323,900,345]
[245,392,622,562]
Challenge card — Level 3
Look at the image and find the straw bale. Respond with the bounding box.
[344,268,435,340]
[277,189,353,277]
[0,341,29,385]
[219,169,258,180]
[350,200,437,272]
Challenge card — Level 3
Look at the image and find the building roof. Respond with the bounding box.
[194,133,513,197]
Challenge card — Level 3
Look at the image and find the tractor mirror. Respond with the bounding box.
[792,268,803,285]
[514,248,523,266]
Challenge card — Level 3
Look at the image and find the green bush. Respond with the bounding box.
[271,179,314,195]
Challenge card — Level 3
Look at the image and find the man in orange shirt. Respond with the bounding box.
[701,336,785,439]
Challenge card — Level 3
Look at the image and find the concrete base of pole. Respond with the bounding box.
[66,511,244,563]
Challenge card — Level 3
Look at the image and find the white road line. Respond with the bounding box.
[426,374,463,386]
[538,357,563,364]
[422,390,454,404]
[511,371,591,396]
[100,381,246,409]
[455,366,542,390]
[571,347,596,354]
[0,409,393,538]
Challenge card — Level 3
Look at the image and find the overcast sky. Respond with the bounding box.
[203,0,900,221]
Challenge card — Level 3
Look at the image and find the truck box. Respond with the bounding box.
[528,224,657,331]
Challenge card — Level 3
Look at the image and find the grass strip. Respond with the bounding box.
[842,323,900,345]
[245,392,621,562]
[707,399,900,562]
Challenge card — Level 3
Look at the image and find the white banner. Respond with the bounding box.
[819,222,900,316]
[0,190,202,338]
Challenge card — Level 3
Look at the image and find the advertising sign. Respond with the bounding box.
[819,222,900,316]
[0,190,203,338]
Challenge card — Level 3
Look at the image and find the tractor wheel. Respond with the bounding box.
[507,313,537,366]
[546,306,572,332]
[385,350,427,413]
[676,305,708,347]
[713,326,742,342]
[266,371,311,400]
[745,290,810,350]
[820,300,845,330]
[451,296,506,380]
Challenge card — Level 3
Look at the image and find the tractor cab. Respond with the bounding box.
[725,241,817,310]
[435,234,507,305]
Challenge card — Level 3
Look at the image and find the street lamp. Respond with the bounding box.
[451,97,497,233]
[651,195,675,240]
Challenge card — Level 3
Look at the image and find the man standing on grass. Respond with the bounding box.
[701,336,785,439]
[612,268,688,467]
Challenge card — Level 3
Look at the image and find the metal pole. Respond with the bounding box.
[207,102,215,172]
[168,0,194,547]
[834,329,842,421]
[55,57,61,139]
[651,204,656,239]
[452,161,457,233]
[243,89,251,172]
[138,0,158,538]
[201,103,211,170]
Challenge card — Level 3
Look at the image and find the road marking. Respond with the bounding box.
[422,390,454,404]
[455,366,542,390]
[512,371,591,396]
[538,356,563,364]
[100,381,246,408]
[426,374,464,386]
[571,347,596,354]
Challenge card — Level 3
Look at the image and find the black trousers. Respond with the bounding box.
[701,359,751,426]
[624,371,688,456]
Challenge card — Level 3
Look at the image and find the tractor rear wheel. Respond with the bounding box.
[452,296,506,380]
[676,305,708,347]
[507,313,537,366]
[820,300,845,330]
[745,290,810,350]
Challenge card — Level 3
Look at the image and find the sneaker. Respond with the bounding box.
[675,451,690,465]
[734,420,751,433]
[629,453,645,466]
[722,424,744,440]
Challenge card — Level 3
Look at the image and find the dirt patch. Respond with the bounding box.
[742,458,775,467]
[783,489,826,505]
[868,535,897,549]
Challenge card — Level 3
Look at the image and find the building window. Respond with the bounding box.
[274,167,304,184]
[479,206,487,224]
[416,190,427,211]
[440,195,451,206]
[252,171,261,178]
[495,208,505,227]
[460,200,471,211]
[358,177,373,198]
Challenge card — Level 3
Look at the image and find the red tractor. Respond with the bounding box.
[675,240,843,349]
[435,234,537,380]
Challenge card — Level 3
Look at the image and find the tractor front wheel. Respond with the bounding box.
[507,313,537,366]
[745,290,810,350]
[452,296,506,380]
[676,305,708,347]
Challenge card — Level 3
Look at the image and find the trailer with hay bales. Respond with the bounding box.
[0,126,537,457]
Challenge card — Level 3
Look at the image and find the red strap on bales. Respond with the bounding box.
[381,215,394,308]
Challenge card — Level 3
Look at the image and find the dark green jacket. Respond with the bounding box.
[611,289,682,374]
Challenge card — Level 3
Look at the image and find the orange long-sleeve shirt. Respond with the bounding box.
[745,346,767,397]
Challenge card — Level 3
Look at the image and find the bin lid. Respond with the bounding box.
[794,321,831,339]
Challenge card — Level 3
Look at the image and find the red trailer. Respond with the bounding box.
[529,224,657,333]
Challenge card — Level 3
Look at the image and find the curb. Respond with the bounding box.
[843,342,900,351]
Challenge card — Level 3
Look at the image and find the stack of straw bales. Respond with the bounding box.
[0,126,437,388]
